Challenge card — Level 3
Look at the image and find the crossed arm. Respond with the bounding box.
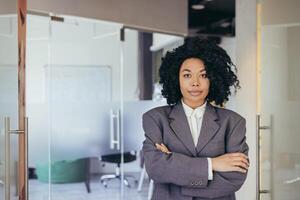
[156,143,248,173]
[142,113,249,198]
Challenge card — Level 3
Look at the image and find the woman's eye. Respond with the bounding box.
[183,74,191,78]
[201,74,207,78]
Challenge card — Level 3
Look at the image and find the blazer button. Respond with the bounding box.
[191,181,195,186]
[199,180,203,185]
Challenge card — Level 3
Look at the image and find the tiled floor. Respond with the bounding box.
[28,173,150,200]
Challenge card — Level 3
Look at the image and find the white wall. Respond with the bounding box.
[220,33,257,200]
[236,0,257,199]
[220,37,237,111]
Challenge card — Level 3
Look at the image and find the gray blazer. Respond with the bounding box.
[142,102,249,200]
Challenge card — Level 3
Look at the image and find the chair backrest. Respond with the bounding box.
[36,157,95,183]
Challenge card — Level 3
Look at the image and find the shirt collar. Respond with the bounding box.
[181,99,207,118]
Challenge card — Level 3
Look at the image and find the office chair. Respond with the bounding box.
[36,157,94,193]
[100,151,138,188]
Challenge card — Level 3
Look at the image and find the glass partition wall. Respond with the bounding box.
[49,16,124,199]
[258,0,300,199]
[27,13,183,200]
[0,1,19,199]
[27,14,124,199]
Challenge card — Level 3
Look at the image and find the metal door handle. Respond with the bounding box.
[256,115,273,200]
[115,110,120,150]
[0,161,3,186]
[110,110,120,150]
[4,117,28,199]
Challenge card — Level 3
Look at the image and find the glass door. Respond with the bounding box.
[49,16,124,199]
[26,14,125,200]
[258,0,300,199]
[26,13,52,200]
[0,0,25,199]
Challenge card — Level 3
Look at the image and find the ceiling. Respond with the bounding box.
[188,0,235,39]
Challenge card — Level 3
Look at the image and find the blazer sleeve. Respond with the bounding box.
[142,112,210,188]
[181,117,249,198]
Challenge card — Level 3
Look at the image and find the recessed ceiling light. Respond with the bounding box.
[192,4,205,10]
[220,22,231,28]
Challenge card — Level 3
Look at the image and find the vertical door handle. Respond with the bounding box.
[115,109,120,150]
[110,110,114,149]
[256,114,273,200]
[110,110,120,150]
[4,117,28,199]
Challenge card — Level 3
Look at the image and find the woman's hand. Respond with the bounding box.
[212,153,249,173]
[155,143,249,173]
[155,143,172,154]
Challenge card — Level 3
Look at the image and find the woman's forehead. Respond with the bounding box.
[180,58,206,71]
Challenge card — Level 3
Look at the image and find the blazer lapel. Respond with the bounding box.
[196,103,220,153]
[169,102,197,157]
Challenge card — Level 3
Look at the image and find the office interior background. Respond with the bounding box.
[0,0,300,200]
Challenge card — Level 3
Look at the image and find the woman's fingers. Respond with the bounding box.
[230,153,249,170]
[155,143,171,154]
[161,144,172,154]
[212,153,250,173]
[161,143,170,151]
[231,153,248,160]
[155,143,167,151]
[159,143,170,152]
[232,161,249,170]
[231,153,249,166]
[232,156,249,167]
[233,166,247,173]
[155,143,164,151]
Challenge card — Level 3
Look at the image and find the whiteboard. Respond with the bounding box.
[45,65,112,103]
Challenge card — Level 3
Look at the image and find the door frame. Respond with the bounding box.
[17,0,27,200]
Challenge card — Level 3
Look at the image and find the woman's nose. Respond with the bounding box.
[192,78,200,86]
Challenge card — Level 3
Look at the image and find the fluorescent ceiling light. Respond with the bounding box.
[192,4,205,10]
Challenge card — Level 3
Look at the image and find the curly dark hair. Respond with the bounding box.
[159,37,240,107]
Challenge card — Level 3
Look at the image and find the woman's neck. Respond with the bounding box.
[181,99,206,109]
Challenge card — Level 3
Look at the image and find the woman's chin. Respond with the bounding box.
[185,97,205,105]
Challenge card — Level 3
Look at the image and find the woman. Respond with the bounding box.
[142,37,249,200]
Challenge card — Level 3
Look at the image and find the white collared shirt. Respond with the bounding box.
[181,100,213,180]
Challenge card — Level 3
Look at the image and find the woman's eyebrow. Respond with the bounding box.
[181,68,206,72]
[181,69,191,72]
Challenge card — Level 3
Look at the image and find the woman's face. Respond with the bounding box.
[179,58,210,108]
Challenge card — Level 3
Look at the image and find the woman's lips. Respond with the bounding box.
[188,91,202,96]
